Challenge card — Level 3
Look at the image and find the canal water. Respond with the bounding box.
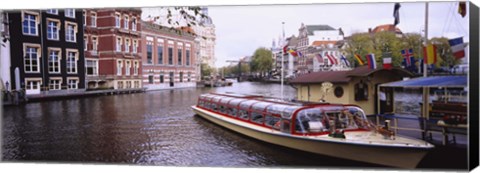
[2,82,467,169]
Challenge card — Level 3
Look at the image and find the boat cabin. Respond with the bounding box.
[197,93,371,135]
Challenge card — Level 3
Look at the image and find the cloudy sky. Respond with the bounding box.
[207,2,470,67]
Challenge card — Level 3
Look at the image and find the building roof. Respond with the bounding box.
[312,40,338,47]
[176,26,196,35]
[290,66,413,84]
[371,24,403,34]
[380,76,467,88]
[306,25,336,35]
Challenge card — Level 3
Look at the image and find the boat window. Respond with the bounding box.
[239,100,259,110]
[281,106,301,119]
[252,102,271,112]
[265,114,281,129]
[280,120,291,133]
[228,98,246,107]
[250,112,264,124]
[211,96,225,103]
[219,97,234,104]
[266,104,289,115]
[295,108,328,133]
[198,100,204,107]
[239,110,249,120]
[344,106,369,129]
[219,105,227,114]
[226,107,238,117]
[212,103,218,111]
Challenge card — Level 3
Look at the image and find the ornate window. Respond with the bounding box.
[48,48,61,73]
[22,12,38,36]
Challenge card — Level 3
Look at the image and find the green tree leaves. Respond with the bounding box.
[251,48,273,77]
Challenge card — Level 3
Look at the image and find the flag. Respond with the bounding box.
[330,54,339,65]
[315,54,324,63]
[366,53,376,69]
[354,54,364,65]
[401,48,414,67]
[448,37,467,59]
[341,55,350,67]
[326,54,336,65]
[383,57,392,69]
[423,44,437,65]
[458,2,467,17]
[298,51,303,57]
[288,49,298,57]
[393,3,401,26]
[283,45,288,54]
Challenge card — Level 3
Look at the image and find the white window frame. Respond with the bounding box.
[133,61,139,75]
[48,48,62,74]
[115,13,121,28]
[46,18,60,40]
[85,59,98,76]
[90,12,97,27]
[65,22,77,42]
[132,17,137,31]
[91,36,98,51]
[116,37,122,52]
[132,40,138,53]
[125,38,130,53]
[22,11,39,36]
[49,78,62,90]
[65,9,75,18]
[125,60,131,75]
[25,78,42,94]
[23,44,41,73]
[84,36,88,51]
[46,9,58,15]
[117,60,123,76]
[66,49,78,74]
[67,77,79,90]
[124,15,129,30]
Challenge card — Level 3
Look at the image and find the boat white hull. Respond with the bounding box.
[192,106,431,168]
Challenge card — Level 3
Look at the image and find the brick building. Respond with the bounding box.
[7,9,85,95]
[83,8,142,90]
[141,21,197,90]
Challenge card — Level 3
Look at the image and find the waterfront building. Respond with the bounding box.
[289,66,413,115]
[83,8,143,90]
[295,23,347,73]
[140,21,197,90]
[193,8,216,69]
[7,9,85,95]
[1,11,11,91]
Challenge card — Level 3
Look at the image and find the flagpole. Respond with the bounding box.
[281,22,285,101]
[421,2,430,140]
[423,2,428,77]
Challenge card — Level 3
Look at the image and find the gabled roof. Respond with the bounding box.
[306,25,336,35]
[371,24,402,34]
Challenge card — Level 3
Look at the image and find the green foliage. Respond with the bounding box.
[346,31,461,68]
[250,48,273,76]
[430,37,461,67]
[201,63,213,78]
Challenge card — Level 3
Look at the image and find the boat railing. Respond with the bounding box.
[374,114,450,140]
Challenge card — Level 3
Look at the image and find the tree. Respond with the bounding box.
[201,63,213,79]
[250,48,273,78]
[372,31,403,67]
[430,37,461,67]
[147,7,209,38]
[345,33,374,66]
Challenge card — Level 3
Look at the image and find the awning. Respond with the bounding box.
[380,76,467,88]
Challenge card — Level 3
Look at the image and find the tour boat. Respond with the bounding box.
[191,93,434,168]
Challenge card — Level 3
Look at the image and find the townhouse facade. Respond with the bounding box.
[83,8,142,90]
[141,21,197,90]
[7,9,85,95]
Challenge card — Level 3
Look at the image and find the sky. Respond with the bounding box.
[207,2,470,67]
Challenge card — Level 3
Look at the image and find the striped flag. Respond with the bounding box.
[354,54,364,65]
[383,57,392,69]
[341,55,350,67]
[315,54,324,63]
[366,53,376,69]
[326,53,336,65]
[330,54,339,65]
[448,37,467,59]
[423,44,437,64]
